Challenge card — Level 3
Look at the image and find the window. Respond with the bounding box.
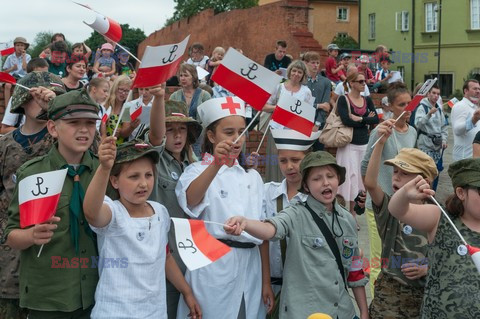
[424,73,453,97]
[396,11,410,31]
[369,13,376,39]
[472,0,480,29]
[337,32,349,39]
[337,7,349,21]
[397,66,405,80]
[425,3,438,32]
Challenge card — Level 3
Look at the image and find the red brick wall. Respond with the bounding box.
[138,0,324,66]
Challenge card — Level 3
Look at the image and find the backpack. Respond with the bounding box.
[409,102,440,129]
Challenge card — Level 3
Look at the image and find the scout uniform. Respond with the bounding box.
[0,72,65,319]
[144,100,202,319]
[266,152,368,319]
[90,141,171,319]
[369,149,438,319]
[420,158,480,319]
[3,90,101,318]
[175,97,266,319]
[264,129,320,294]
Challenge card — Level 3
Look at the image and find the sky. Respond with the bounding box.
[2,0,176,45]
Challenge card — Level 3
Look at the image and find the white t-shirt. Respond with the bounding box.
[1,98,24,127]
[90,196,170,319]
[186,56,209,70]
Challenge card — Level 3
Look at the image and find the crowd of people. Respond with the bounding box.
[0,33,479,319]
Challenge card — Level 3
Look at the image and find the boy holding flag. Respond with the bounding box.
[4,89,102,318]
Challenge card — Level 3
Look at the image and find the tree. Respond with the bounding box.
[331,35,359,50]
[166,0,258,26]
[84,24,146,58]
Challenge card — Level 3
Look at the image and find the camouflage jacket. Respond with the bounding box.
[0,130,54,298]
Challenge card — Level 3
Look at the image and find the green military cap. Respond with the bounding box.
[448,158,480,188]
[44,88,100,121]
[299,151,346,192]
[165,100,202,144]
[115,139,160,165]
[10,71,66,114]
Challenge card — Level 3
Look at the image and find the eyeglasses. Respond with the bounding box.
[352,80,366,84]
[118,88,129,94]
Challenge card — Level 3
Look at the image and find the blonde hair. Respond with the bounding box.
[211,47,225,60]
[287,60,308,84]
[106,75,132,109]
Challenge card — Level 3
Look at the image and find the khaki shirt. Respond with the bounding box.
[373,193,428,287]
[0,131,54,298]
[267,195,367,319]
[4,145,99,312]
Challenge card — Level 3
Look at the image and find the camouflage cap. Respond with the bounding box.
[448,158,480,188]
[165,100,202,144]
[299,151,346,192]
[384,148,438,182]
[115,139,160,165]
[10,71,65,114]
[44,88,100,121]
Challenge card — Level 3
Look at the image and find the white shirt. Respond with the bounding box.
[90,197,170,319]
[451,97,480,161]
[263,180,307,281]
[334,82,370,97]
[186,56,209,70]
[2,53,31,77]
[175,153,266,319]
[1,98,24,127]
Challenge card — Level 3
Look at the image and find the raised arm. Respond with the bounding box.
[148,84,166,146]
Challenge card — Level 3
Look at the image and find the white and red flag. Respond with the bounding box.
[78,2,122,43]
[211,48,282,111]
[171,218,231,271]
[468,245,480,273]
[448,97,459,108]
[19,169,68,228]
[271,93,315,136]
[406,78,437,112]
[101,106,112,124]
[0,72,17,85]
[132,36,190,89]
[129,101,142,121]
[0,42,14,56]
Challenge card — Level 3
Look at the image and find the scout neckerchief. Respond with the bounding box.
[63,164,94,254]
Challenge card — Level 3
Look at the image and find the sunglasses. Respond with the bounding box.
[352,80,366,84]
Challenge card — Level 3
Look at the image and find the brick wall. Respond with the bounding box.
[0,85,12,123]
[138,0,325,66]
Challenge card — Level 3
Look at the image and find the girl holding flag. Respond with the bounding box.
[175,97,267,319]
[388,158,480,318]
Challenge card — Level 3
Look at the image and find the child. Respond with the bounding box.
[116,47,136,79]
[47,41,69,77]
[263,129,319,304]
[207,47,225,86]
[324,43,343,84]
[364,121,437,318]
[373,55,394,93]
[2,37,31,107]
[87,77,110,132]
[93,43,116,78]
[0,72,64,319]
[71,42,92,61]
[83,138,201,319]
[357,55,374,85]
[360,82,417,294]
[4,89,102,318]
[145,85,202,318]
[388,158,480,318]
[174,97,267,319]
[225,151,369,319]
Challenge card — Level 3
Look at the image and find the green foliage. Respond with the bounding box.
[166,0,258,26]
[331,35,359,50]
[464,69,480,83]
[84,24,146,58]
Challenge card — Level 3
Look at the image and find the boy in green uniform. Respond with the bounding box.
[0,72,65,319]
[3,89,101,318]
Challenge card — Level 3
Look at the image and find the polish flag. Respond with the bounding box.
[19,169,68,228]
[171,218,231,271]
[271,93,315,136]
[376,108,384,119]
[129,102,142,121]
[132,36,190,89]
[76,1,123,43]
[0,72,17,85]
[211,48,282,111]
[448,97,459,108]
[406,94,425,112]
[101,106,111,124]
[406,78,438,112]
[467,245,480,273]
[0,42,14,56]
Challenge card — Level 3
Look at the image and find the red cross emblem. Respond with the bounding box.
[221,97,241,115]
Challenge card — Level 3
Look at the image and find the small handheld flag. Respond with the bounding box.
[0,42,14,56]
[19,169,68,228]
[132,36,190,89]
[271,93,315,136]
[468,245,480,274]
[211,48,282,111]
[0,72,30,90]
[448,97,459,108]
[171,218,231,271]
[101,106,112,124]
[129,102,142,122]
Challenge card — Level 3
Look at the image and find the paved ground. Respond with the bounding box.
[357,126,454,305]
